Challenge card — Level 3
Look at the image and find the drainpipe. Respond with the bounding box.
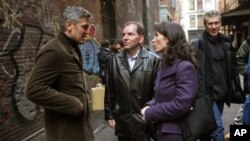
[142,0,149,46]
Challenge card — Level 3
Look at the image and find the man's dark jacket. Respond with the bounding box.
[105,47,160,140]
[191,32,234,106]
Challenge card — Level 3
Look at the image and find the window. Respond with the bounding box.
[189,0,195,11]
[197,0,203,11]
[204,0,211,11]
[190,15,196,28]
[198,15,203,28]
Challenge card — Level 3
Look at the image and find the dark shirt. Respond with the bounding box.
[204,32,227,100]
[61,32,78,48]
[61,32,83,68]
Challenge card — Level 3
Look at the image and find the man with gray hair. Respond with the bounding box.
[191,10,233,141]
[26,6,94,141]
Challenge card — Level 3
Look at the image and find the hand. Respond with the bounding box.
[141,106,150,122]
[108,119,116,128]
[141,106,150,115]
[74,97,83,115]
[79,102,83,111]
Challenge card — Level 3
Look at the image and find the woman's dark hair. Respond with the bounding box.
[153,21,197,67]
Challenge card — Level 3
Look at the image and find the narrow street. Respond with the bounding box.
[94,103,242,141]
[21,103,242,140]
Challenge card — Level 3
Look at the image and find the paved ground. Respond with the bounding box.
[21,110,106,141]
[223,103,243,133]
[94,103,242,141]
[95,125,117,141]
[21,103,242,141]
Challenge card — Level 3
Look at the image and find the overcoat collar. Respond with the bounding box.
[158,59,181,78]
[117,46,149,73]
[57,32,83,70]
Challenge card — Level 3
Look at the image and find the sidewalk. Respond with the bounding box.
[91,110,106,134]
[21,110,107,141]
[21,103,241,141]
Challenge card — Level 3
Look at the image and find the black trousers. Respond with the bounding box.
[118,136,132,141]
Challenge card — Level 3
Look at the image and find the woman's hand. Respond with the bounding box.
[141,106,150,122]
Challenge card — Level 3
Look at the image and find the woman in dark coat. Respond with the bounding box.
[141,21,198,141]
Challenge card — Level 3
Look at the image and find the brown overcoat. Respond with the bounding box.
[26,32,94,141]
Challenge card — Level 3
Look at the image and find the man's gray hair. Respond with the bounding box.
[60,6,93,31]
[203,10,221,23]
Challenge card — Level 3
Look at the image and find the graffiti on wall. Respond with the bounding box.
[80,24,101,75]
[0,0,23,29]
[0,1,58,140]
[79,39,100,75]
[0,24,54,140]
[0,0,59,33]
[0,0,57,132]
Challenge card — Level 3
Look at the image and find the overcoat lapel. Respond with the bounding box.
[132,58,143,72]
[131,47,146,73]
[58,33,83,70]
[72,48,83,70]
[118,52,130,71]
[158,64,174,80]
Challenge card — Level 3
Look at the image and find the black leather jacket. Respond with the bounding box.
[105,47,160,138]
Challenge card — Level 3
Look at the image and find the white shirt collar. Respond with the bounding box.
[127,49,140,59]
[127,49,140,71]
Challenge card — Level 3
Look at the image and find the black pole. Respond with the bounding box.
[142,0,149,46]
